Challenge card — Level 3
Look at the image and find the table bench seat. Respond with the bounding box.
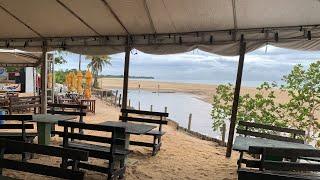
[66,141,129,159]
[238,168,320,180]
[120,109,168,156]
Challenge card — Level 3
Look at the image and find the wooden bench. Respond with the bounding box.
[233,121,305,169]
[0,115,37,160]
[238,146,320,180]
[120,109,168,156]
[0,139,88,180]
[53,121,128,180]
[7,96,41,115]
[47,103,87,134]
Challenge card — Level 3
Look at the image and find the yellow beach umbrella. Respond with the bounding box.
[76,71,83,94]
[65,72,72,91]
[85,69,93,98]
[70,72,77,92]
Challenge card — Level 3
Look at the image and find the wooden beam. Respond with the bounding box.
[121,46,131,114]
[40,43,48,114]
[226,34,246,158]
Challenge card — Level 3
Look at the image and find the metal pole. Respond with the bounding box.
[121,45,131,113]
[40,42,48,114]
[226,35,246,157]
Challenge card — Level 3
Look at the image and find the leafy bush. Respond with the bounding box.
[211,61,320,143]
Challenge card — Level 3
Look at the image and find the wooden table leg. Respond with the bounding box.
[114,131,130,179]
[37,122,52,145]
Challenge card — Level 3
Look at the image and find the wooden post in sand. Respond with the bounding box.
[164,106,167,113]
[150,105,153,112]
[221,123,226,146]
[114,90,118,106]
[128,99,131,108]
[188,113,192,131]
[118,94,122,106]
[138,101,141,110]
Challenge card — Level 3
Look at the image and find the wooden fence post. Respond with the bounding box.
[138,101,141,110]
[114,90,118,105]
[128,99,131,108]
[150,105,153,112]
[164,106,167,113]
[118,94,122,107]
[188,113,192,131]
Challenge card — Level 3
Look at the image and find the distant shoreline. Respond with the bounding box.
[99,78,288,104]
[99,75,154,79]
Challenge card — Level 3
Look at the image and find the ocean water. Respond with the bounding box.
[118,89,221,139]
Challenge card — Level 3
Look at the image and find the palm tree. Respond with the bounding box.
[86,55,111,88]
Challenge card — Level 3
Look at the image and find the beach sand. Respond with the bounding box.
[2,98,239,180]
[100,78,290,104]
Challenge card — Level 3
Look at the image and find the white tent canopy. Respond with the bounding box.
[0,49,41,66]
[0,0,320,55]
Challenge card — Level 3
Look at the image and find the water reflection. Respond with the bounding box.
[121,89,220,139]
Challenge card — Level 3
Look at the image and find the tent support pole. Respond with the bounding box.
[121,46,131,115]
[226,35,246,158]
[40,43,48,114]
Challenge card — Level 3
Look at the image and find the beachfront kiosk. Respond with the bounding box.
[0,0,319,158]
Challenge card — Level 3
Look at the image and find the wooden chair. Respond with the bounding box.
[238,146,320,180]
[0,115,37,160]
[52,121,129,180]
[120,109,168,156]
[0,139,88,180]
[233,121,306,169]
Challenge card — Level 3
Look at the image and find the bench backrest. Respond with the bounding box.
[120,109,168,132]
[0,139,88,179]
[0,115,34,141]
[47,103,87,116]
[247,146,320,172]
[9,96,41,114]
[55,121,126,159]
[237,121,305,144]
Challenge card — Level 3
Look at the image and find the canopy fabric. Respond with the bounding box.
[0,0,320,56]
[0,50,41,67]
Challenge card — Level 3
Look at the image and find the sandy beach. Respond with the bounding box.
[100,78,290,104]
[2,98,239,180]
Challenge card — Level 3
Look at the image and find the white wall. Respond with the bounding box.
[25,67,34,93]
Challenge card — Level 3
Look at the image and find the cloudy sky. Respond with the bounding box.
[56,45,320,86]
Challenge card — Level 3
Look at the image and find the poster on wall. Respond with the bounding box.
[0,67,7,81]
[0,83,21,92]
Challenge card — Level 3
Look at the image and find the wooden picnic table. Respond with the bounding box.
[99,121,156,135]
[233,136,315,152]
[29,114,77,145]
[99,120,156,169]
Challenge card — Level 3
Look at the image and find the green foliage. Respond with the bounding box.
[55,69,84,84]
[86,55,111,88]
[211,61,320,142]
[54,50,68,64]
[281,61,320,142]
